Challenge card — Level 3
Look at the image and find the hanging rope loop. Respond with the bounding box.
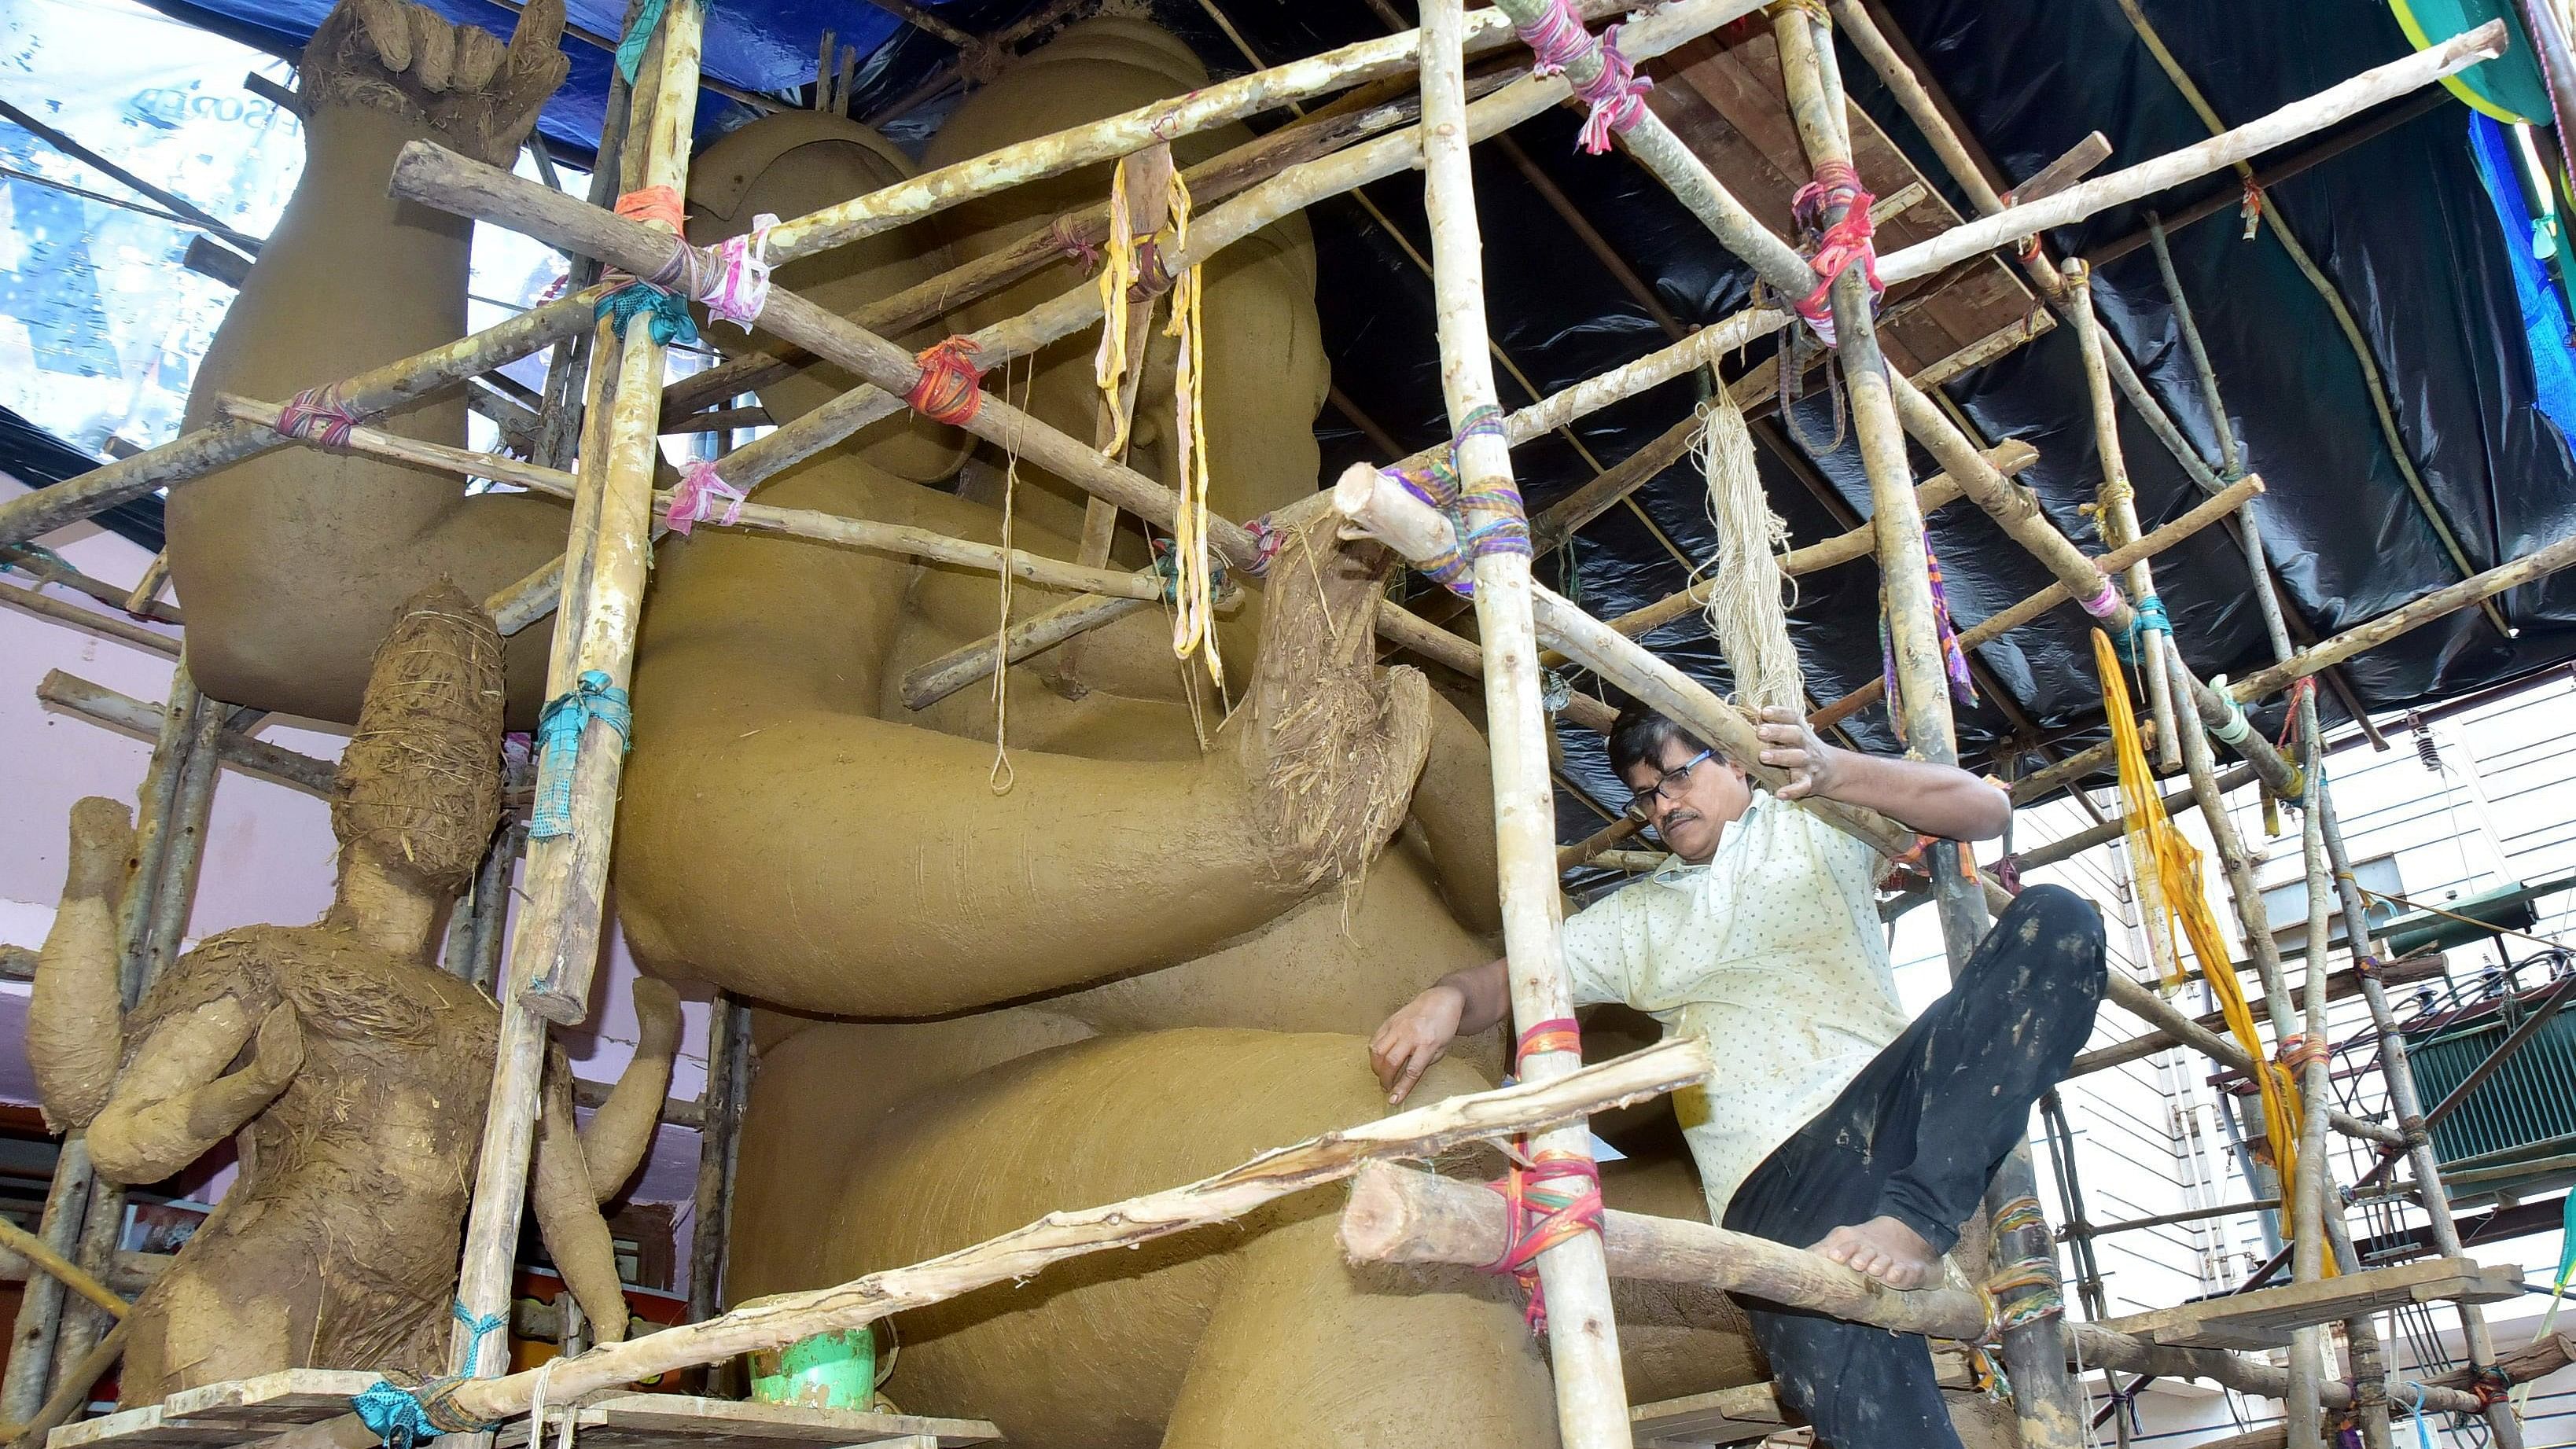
[905,337,988,426]
[1790,160,1881,344]
[664,459,746,536]
[530,670,634,840]
[274,385,363,448]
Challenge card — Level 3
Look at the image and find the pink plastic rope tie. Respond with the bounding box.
[1514,0,1653,155]
[2077,577,2122,618]
[274,387,361,449]
[700,212,778,333]
[664,458,745,537]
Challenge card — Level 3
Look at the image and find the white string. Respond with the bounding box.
[1691,386,1802,711]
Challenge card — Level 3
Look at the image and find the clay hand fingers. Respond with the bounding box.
[248,1004,305,1086]
[506,0,569,71]
[451,24,508,93]
[349,0,416,71]
[409,8,458,91]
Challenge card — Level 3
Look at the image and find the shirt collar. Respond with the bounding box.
[1644,792,1776,884]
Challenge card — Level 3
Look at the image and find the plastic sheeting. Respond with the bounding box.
[27,0,2576,836]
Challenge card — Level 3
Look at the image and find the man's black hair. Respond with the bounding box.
[1606,700,1717,779]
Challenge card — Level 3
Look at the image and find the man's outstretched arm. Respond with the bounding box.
[1370,957,1508,1105]
[1754,706,2011,841]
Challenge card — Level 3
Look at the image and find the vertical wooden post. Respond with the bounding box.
[686,997,746,1326]
[2147,228,2403,1449]
[509,0,703,1028]
[1417,6,1630,1444]
[2064,261,2182,771]
[451,0,705,1388]
[1768,11,2085,1446]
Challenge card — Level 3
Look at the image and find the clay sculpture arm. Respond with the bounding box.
[575,978,683,1204]
[29,799,137,1130]
[90,999,304,1185]
[531,1050,634,1344]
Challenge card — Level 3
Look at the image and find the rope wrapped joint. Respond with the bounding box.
[2113,593,2170,664]
[529,669,634,841]
[1387,404,1524,598]
[664,458,746,537]
[905,337,988,427]
[274,386,365,449]
[1790,160,1882,345]
[597,190,778,344]
[1478,1017,1600,1335]
[1512,0,1653,154]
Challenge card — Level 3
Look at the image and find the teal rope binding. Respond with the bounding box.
[596,283,699,347]
[530,671,634,840]
[2113,593,2171,664]
[353,1381,441,1449]
[0,543,71,579]
[614,0,672,83]
[453,1300,506,1361]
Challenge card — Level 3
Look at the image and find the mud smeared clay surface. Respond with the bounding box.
[30,585,675,1402]
[167,0,571,724]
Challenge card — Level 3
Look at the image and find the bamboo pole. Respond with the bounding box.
[1600,440,2037,642]
[1809,473,2263,731]
[2065,261,2182,770]
[120,553,171,618]
[239,1038,1709,1449]
[1411,7,1628,1441]
[686,998,748,1326]
[36,671,334,798]
[1556,815,1640,871]
[1341,1162,2503,1418]
[1768,13,2081,1443]
[0,1136,94,1424]
[0,582,180,658]
[0,546,181,624]
[0,1221,124,1322]
[0,292,601,548]
[449,7,705,1401]
[9,1317,131,1449]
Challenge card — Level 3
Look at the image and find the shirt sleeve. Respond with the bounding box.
[1558,888,1637,1009]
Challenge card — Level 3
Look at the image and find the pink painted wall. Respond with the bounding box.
[2,476,714,1280]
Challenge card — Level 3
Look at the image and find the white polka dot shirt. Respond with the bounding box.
[1562,792,1909,1220]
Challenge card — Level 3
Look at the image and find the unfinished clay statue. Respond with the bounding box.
[167,0,571,723]
[28,584,678,1403]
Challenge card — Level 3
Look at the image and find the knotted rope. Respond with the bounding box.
[596,188,700,346]
[1512,0,1653,154]
[1050,215,1102,271]
[1878,537,1975,742]
[1478,1016,1603,1333]
[1392,406,1525,598]
[699,212,778,333]
[1790,160,1881,344]
[1243,514,1286,575]
[2206,675,2257,745]
[614,0,672,82]
[274,385,363,449]
[663,458,745,536]
[2276,1034,2329,1074]
[350,1304,510,1447]
[530,670,633,840]
[2113,593,2169,664]
[904,337,987,426]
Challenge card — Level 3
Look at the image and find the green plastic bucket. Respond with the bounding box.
[747,1324,876,1410]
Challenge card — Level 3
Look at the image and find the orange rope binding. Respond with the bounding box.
[905,337,986,427]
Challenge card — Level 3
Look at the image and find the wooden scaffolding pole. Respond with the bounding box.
[1767,10,2084,1443]
[1413,6,1628,1442]
[2065,261,2183,772]
[247,1040,1707,1449]
[450,0,705,1400]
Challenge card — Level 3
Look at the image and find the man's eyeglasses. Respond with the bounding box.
[1622,748,1714,822]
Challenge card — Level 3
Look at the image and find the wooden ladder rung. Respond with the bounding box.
[2096,1256,2524,1350]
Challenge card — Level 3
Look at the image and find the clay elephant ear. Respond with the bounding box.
[306,0,570,167]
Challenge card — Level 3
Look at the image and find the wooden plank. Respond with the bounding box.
[2097,1258,2523,1350]
[491,1394,999,1449]
[1642,28,2036,378]
[1631,1382,1785,1446]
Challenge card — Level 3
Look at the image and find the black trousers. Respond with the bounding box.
[1718,883,2106,1449]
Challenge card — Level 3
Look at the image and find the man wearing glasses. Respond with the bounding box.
[1368,701,2104,1449]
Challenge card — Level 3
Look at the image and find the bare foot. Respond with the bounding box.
[1812,1215,1940,1290]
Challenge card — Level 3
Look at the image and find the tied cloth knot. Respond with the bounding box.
[664,459,745,536]
[906,337,986,427]
[530,671,633,840]
[1050,215,1102,271]
[353,1382,440,1449]
[275,386,363,448]
[1512,0,1653,154]
[1243,513,1286,576]
[2114,593,2170,664]
[701,212,778,332]
[2207,675,2257,745]
[2276,675,2319,756]
[1878,537,1975,741]
[2472,1364,2517,1409]
[1790,160,1881,344]
[1126,235,1177,302]
[596,188,703,346]
[1150,538,1226,602]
